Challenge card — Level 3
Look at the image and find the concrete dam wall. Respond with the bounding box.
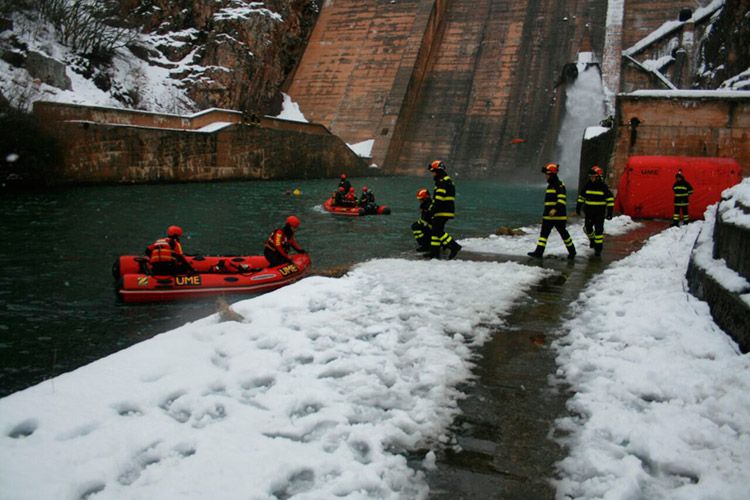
[286,0,609,178]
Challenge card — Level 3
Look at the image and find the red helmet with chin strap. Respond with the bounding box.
[542,163,559,175]
[286,215,300,228]
[428,160,445,172]
[167,225,183,237]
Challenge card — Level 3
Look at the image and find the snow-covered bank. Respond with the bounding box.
[0,259,550,499]
[553,222,750,499]
[459,215,642,258]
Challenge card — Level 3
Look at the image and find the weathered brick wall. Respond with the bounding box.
[33,101,243,130]
[32,104,370,184]
[620,0,719,92]
[610,95,750,186]
[288,0,606,177]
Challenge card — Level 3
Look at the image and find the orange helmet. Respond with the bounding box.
[428,160,445,172]
[590,166,603,176]
[286,215,300,228]
[416,188,430,200]
[542,163,559,174]
[362,186,368,192]
[167,225,183,237]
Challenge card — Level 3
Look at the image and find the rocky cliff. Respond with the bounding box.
[119,0,320,113]
[0,0,320,115]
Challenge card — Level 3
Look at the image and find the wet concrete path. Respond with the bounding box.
[426,221,668,499]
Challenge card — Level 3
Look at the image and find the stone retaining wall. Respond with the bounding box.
[686,259,750,353]
[32,102,371,184]
[686,197,750,353]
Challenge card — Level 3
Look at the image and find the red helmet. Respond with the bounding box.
[286,215,300,228]
[362,186,368,192]
[416,188,430,200]
[340,173,347,179]
[349,187,355,193]
[167,225,183,237]
[338,186,345,192]
[590,166,603,176]
[542,163,559,175]
[428,160,445,172]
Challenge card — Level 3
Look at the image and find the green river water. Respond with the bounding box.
[0,176,550,396]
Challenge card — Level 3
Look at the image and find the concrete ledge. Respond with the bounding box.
[31,101,372,184]
[686,259,750,353]
[713,200,750,280]
[686,198,750,353]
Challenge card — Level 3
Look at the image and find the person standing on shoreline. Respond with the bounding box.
[671,169,694,227]
[427,160,461,260]
[527,163,576,260]
[576,165,614,257]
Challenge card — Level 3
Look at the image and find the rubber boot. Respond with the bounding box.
[425,246,441,259]
[594,243,602,257]
[527,246,544,258]
[567,246,577,260]
[448,241,462,260]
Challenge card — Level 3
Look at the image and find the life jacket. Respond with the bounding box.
[148,237,182,264]
[264,228,297,258]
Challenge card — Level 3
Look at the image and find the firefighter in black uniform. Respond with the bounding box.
[671,169,694,226]
[411,188,432,252]
[576,165,614,257]
[427,160,461,260]
[528,163,576,259]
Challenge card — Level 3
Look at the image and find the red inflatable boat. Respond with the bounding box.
[113,253,311,303]
[322,198,391,216]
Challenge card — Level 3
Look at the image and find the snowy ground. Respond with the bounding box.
[553,220,750,498]
[2,205,749,499]
[460,215,643,258]
[0,259,551,499]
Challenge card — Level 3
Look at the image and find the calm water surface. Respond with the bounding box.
[0,176,550,396]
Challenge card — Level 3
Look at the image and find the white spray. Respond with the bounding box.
[555,54,607,188]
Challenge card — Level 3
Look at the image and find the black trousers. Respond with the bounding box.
[534,219,575,253]
[430,217,455,248]
[584,215,605,251]
[264,248,290,267]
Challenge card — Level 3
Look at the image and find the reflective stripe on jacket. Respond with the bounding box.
[543,177,568,220]
[430,175,455,218]
[577,179,614,215]
[673,180,693,206]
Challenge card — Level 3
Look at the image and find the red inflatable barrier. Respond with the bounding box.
[615,156,743,219]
